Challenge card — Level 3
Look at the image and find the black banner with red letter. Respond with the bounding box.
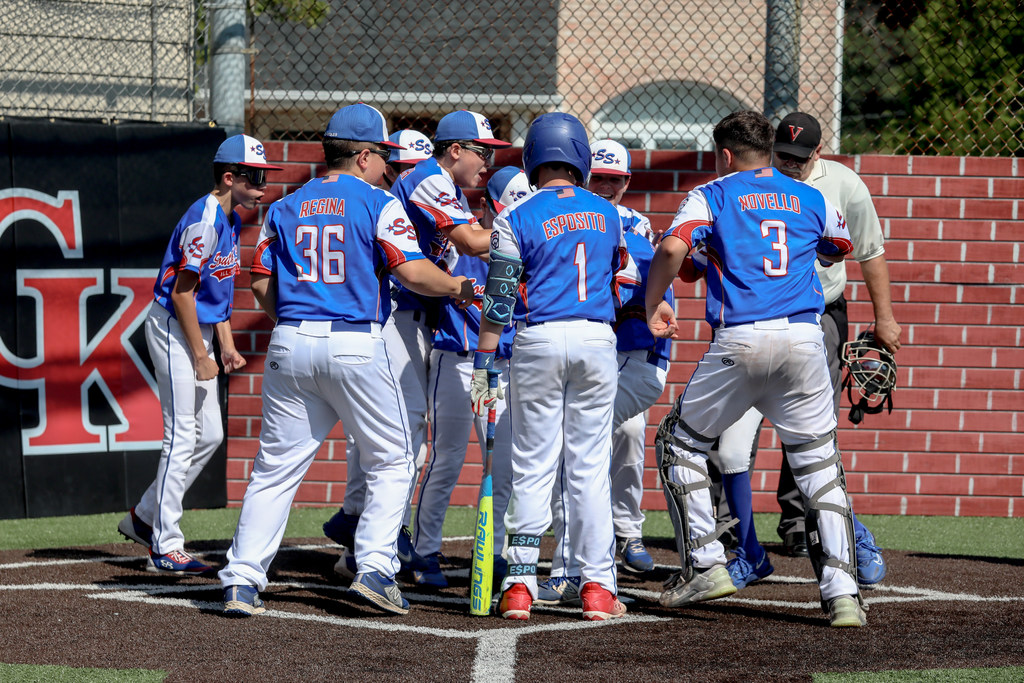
[0,119,229,519]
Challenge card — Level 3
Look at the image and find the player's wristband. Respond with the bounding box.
[473,349,496,371]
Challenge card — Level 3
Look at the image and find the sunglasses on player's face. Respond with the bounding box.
[461,143,494,163]
[342,147,392,162]
[233,168,267,186]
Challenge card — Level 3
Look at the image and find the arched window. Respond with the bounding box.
[592,80,751,150]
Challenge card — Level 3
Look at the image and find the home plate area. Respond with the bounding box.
[1,536,1022,682]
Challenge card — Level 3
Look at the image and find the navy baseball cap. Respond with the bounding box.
[486,167,532,213]
[775,112,822,156]
[434,110,511,147]
[213,134,282,169]
[324,103,404,148]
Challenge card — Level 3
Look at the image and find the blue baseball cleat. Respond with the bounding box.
[617,536,655,573]
[412,551,448,588]
[117,507,153,549]
[147,549,213,576]
[534,575,582,606]
[223,584,266,616]
[349,571,410,615]
[855,524,887,585]
[726,546,774,589]
[398,525,430,573]
[322,509,359,548]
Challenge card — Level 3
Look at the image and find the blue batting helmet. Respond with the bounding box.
[522,113,591,186]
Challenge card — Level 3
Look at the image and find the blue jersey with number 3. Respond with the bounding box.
[665,167,852,328]
[491,185,628,325]
[252,174,425,324]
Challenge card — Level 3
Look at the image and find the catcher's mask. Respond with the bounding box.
[841,330,896,425]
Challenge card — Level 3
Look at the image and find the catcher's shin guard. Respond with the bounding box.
[784,433,860,606]
[655,407,736,581]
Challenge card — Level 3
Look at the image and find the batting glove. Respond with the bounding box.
[470,350,504,416]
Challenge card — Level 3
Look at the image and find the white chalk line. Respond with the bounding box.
[4,540,1022,683]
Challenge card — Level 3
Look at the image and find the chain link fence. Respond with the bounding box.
[2,0,1022,155]
[0,0,202,123]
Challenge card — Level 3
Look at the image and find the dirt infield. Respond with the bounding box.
[1,536,1022,682]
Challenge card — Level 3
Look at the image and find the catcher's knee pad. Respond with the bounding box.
[506,533,542,578]
[784,433,857,592]
[655,407,736,579]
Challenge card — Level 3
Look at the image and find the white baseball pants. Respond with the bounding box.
[502,320,618,598]
[413,350,512,558]
[663,318,857,600]
[136,302,223,554]
[219,321,414,591]
[549,348,667,576]
[340,309,430,522]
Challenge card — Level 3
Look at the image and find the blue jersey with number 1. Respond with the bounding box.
[491,185,628,325]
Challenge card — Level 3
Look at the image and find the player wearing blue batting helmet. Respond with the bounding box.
[522,113,591,186]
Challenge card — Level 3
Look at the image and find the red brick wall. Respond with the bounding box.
[227,143,1023,518]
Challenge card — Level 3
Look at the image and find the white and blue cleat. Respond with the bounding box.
[349,571,410,615]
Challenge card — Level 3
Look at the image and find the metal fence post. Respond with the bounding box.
[765,0,801,125]
[210,0,247,135]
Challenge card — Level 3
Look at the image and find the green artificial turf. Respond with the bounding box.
[2,508,1020,560]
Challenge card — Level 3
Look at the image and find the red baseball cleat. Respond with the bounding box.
[499,583,532,620]
[580,582,626,621]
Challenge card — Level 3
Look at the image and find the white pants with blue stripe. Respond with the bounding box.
[135,302,223,554]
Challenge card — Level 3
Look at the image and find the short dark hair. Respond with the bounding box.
[713,111,774,163]
[213,162,242,186]
[323,138,379,169]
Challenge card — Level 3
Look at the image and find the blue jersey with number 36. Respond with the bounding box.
[252,174,425,324]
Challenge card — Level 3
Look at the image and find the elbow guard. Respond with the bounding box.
[482,249,523,326]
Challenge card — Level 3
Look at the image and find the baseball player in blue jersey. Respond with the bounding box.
[645,111,867,627]
[472,113,632,622]
[329,111,510,576]
[322,128,435,580]
[539,140,671,605]
[410,167,531,589]
[219,104,473,617]
[709,112,895,592]
[117,134,279,575]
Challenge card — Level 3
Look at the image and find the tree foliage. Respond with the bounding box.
[842,0,1024,155]
[251,0,330,29]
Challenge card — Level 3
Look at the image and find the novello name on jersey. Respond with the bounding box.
[738,193,802,213]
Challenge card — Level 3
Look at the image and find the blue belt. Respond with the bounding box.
[278,319,376,333]
[721,311,820,329]
[786,311,820,326]
[646,349,670,371]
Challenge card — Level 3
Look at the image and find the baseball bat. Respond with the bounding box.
[469,376,498,616]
